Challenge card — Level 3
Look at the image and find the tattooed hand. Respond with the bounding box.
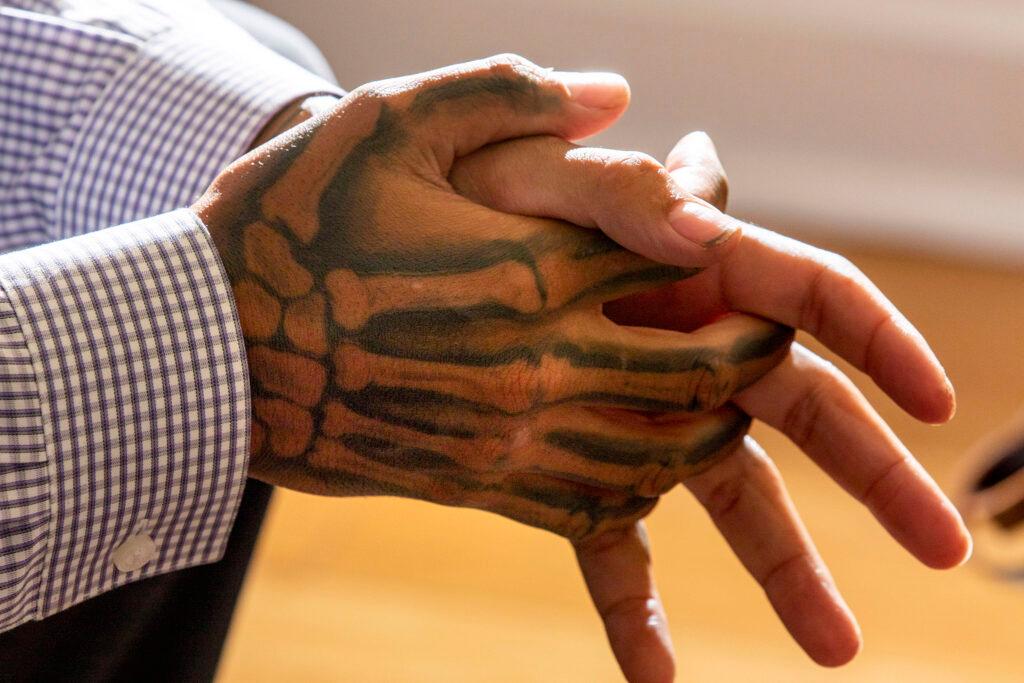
[194,54,970,683]
[194,58,789,546]
[455,131,973,678]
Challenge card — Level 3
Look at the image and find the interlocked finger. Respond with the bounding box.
[330,310,790,414]
[388,53,630,164]
[320,202,693,330]
[574,522,676,683]
[666,131,729,211]
[519,404,750,497]
[734,343,971,569]
[309,386,749,499]
[684,436,862,667]
[450,134,740,269]
[557,311,792,412]
[464,471,658,542]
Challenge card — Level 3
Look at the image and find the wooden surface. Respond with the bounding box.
[217,240,1024,682]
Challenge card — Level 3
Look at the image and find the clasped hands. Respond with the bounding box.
[194,55,972,682]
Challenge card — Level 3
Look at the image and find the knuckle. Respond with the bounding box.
[352,82,385,102]
[799,252,864,337]
[604,150,666,187]
[824,253,864,288]
[635,463,677,497]
[599,151,677,218]
[491,422,534,471]
[347,83,387,105]
[693,355,735,411]
[781,370,835,449]
[497,362,554,413]
[691,410,751,472]
[483,53,539,78]
[581,503,656,544]
[563,511,599,543]
[425,477,470,507]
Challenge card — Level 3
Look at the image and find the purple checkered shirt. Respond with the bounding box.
[0,0,341,631]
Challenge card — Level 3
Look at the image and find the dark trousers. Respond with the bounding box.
[0,482,274,682]
[0,4,336,680]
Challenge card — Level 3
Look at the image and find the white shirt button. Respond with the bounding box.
[111,533,157,572]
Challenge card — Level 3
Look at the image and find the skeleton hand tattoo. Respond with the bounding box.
[195,58,792,542]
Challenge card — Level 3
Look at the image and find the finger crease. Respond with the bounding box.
[698,477,744,522]
[798,263,831,338]
[861,313,891,377]
[858,456,908,508]
[781,381,826,450]
[596,594,656,622]
[759,551,809,592]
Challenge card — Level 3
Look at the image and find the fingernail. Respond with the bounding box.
[667,199,740,247]
[945,374,957,414]
[957,530,974,567]
[557,71,630,109]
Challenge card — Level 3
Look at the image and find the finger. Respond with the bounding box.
[557,311,793,412]
[320,388,747,498]
[305,433,659,542]
[685,436,862,667]
[331,312,791,414]
[575,523,676,683]
[695,225,954,423]
[320,203,692,329]
[522,404,751,497]
[462,471,657,544]
[598,131,730,331]
[364,54,630,166]
[734,344,972,569]
[665,131,729,211]
[450,135,740,268]
[602,158,952,422]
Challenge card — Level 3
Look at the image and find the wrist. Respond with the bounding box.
[194,93,340,280]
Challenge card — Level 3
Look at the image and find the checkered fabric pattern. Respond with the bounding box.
[0,1,342,631]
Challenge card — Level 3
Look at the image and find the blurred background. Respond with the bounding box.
[218,1,1024,680]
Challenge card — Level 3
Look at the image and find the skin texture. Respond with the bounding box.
[195,58,791,548]
[197,57,972,682]
[455,130,972,678]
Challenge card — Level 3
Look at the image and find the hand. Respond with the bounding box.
[452,132,972,678]
[194,58,789,579]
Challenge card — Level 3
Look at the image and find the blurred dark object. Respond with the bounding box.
[956,415,1024,579]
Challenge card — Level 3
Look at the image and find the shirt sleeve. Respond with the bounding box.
[0,2,343,631]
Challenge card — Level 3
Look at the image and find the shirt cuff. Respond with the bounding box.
[0,209,250,628]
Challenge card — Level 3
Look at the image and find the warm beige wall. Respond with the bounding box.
[251,0,1023,263]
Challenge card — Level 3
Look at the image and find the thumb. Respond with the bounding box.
[359,54,630,171]
[575,523,677,683]
[451,135,740,267]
